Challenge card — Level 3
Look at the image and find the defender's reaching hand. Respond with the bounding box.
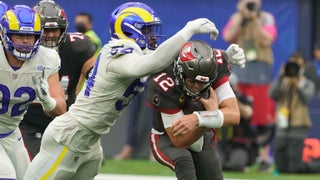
[182,18,219,40]
[226,44,246,68]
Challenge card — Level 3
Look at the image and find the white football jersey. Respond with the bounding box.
[68,35,186,135]
[0,44,60,133]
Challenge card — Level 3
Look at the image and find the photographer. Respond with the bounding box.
[269,52,315,173]
[222,0,277,171]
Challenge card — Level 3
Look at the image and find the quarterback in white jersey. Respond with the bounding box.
[24,2,220,180]
[0,5,66,180]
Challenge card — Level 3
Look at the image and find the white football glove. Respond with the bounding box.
[226,44,246,68]
[32,69,56,112]
[181,18,219,40]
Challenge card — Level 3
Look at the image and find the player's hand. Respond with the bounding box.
[183,18,219,40]
[32,68,56,111]
[226,44,246,68]
[172,114,199,137]
[199,87,218,111]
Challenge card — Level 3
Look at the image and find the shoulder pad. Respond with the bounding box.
[107,39,143,58]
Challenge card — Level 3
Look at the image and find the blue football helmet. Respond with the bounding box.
[0,1,8,17]
[174,40,218,98]
[109,2,164,50]
[0,5,42,60]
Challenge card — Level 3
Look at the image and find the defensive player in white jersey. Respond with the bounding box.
[24,2,220,179]
[0,5,66,180]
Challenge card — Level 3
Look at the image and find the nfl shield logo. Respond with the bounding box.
[12,74,17,79]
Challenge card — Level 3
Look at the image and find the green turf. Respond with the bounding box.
[99,158,320,180]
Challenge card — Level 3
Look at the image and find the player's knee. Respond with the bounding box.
[174,156,196,180]
[0,162,16,179]
[174,155,194,169]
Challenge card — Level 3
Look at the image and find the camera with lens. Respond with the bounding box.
[284,62,300,77]
[246,2,256,11]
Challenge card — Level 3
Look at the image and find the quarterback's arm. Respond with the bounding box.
[215,82,240,126]
[164,111,207,149]
[165,88,218,148]
[171,82,240,138]
[47,72,67,116]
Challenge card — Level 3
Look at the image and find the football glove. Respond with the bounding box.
[32,68,56,112]
[226,44,246,68]
[181,18,219,40]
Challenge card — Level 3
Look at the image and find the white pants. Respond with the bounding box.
[24,114,103,180]
[0,128,30,180]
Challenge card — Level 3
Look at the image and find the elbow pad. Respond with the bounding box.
[193,110,224,128]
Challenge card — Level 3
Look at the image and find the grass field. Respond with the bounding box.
[99,159,320,180]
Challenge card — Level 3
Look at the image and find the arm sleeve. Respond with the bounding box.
[215,81,236,103]
[161,110,184,129]
[108,31,192,78]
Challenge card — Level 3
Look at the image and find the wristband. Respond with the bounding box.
[193,110,224,128]
[40,96,56,112]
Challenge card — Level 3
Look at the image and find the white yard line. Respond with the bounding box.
[95,174,253,180]
[95,174,176,180]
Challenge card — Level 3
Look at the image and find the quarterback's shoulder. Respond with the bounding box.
[148,66,178,97]
[147,66,182,112]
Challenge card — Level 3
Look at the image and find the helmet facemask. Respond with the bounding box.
[174,40,218,98]
[9,35,41,60]
[174,57,215,98]
[33,0,68,50]
[41,27,65,51]
[1,5,43,61]
[109,2,165,50]
[139,21,163,50]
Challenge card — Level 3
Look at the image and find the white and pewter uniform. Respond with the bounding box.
[0,43,60,180]
[24,31,192,180]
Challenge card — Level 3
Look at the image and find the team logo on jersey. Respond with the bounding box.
[36,65,52,71]
[178,95,185,104]
[12,73,18,79]
[36,65,44,71]
[152,94,160,105]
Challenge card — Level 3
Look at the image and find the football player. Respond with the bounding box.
[0,5,66,179]
[19,0,96,159]
[147,40,244,180]
[24,2,220,179]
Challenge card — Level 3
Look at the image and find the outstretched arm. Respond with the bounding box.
[109,18,219,77]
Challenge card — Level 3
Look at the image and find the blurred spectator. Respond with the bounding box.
[74,12,102,57]
[74,12,102,91]
[218,73,259,171]
[305,41,320,96]
[222,0,277,171]
[269,52,315,173]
